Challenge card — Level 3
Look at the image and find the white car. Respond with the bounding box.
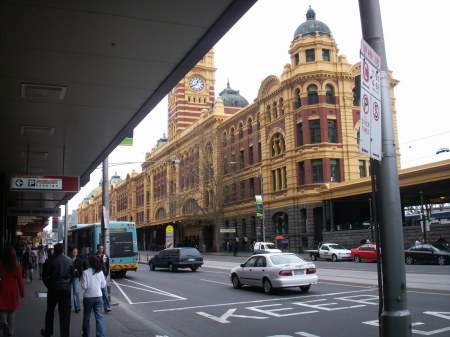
[253,242,282,254]
[230,253,318,294]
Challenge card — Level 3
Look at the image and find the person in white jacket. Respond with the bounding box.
[81,255,106,337]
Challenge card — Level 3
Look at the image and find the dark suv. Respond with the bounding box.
[149,247,203,272]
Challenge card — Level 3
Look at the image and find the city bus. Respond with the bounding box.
[68,221,138,277]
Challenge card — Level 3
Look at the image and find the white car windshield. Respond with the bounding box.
[270,254,305,265]
[265,243,277,249]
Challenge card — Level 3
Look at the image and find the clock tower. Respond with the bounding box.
[168,50,216,139]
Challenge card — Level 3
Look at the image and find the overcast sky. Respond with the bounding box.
[64,0,450,216]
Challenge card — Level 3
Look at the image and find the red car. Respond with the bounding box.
[351,243,380,262]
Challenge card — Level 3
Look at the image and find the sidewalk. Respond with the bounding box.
[13,275,161,337]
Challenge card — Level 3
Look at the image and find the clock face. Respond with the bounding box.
[189,76,204,92]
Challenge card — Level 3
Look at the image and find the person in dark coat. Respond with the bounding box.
[70,247,83,313]
[96,244,111,312]
[40,243,74,337]
[0,246,25,336]
[21,246,34,283]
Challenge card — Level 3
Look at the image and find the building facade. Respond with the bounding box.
[78,8,400,252]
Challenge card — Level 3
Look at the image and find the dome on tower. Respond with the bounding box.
[110,172,122,185]
[293,6,331,40]
[218,81,249,108]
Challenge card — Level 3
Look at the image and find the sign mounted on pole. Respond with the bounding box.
[165,225,174,249]
[255,195,263,217]
[359,39,382,161]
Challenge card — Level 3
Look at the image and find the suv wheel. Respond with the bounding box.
[149,262,155,271]
[191,266,198,272]
[168,263,177,272]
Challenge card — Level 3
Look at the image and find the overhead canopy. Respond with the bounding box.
[0,0,257,211]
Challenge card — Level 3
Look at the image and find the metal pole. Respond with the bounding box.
[359,1,411,336]
[64,202,68,254]
[102,158,111,301]
[420,191,426,243]
[259,167,266,242]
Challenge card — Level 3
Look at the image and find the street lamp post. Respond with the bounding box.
[229,162,265,242]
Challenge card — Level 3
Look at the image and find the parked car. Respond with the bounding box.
[404,243,450,265]
[149,247,203,272]
[304,243,352,261]
[230,253,318,294]
[253,242,282,254]
[351,243,379,262]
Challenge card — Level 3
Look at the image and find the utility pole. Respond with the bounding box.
[420,191,426,243]
[359,1,411,336]
[101,157,111,302]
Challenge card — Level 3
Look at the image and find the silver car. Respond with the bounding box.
[230,253,318,294]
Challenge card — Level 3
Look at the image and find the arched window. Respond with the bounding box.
[279,98,285,116]
[266,105,271,121]
[307,85,318,104]
[294,88,302,109]
[230,127,235,142]
[325,84,335,104]
[155,207,167,220]
[273,101,278,119]
[271,132,286,157]
[238,122,243,139]
[247,117,253,134]
[222,131,227,146]
[183,199,199,215]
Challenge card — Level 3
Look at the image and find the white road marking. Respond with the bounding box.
[363,319,450,335]
[295,333,321,337]
[200,278,230,286]
[196,308,268,323]
[112,279,186,305]
[153,289,373,312]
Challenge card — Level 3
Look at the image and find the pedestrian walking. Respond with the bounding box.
[37,245,48,280]
[0,246,25,337]
[21,246,33,283]
[40,243,74,337]
[96,245,111,313]
[81,254,107,337]
[70,247,83,313]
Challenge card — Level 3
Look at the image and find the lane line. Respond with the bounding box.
[120,279,186,299]
[153,289,374,312]
[318,281,375,289]
[200,279,230,286]
[114,283,185,298]
[112,279,133,304]
[408,290,450,296]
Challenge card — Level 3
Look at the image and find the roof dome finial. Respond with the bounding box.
[306,5,316,20]
[293,6,331,40]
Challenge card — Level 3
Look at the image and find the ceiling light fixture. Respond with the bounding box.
[21,151,49,159]
[20,125,55,136]
[21,83,67,100]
